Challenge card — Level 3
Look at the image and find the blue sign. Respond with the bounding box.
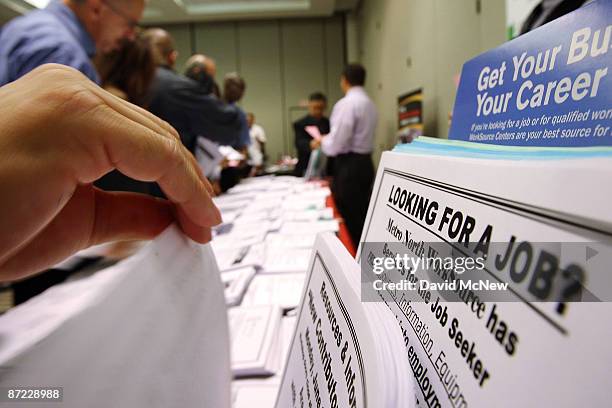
[449,0,612,147]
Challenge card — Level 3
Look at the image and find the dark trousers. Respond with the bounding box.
[332,152,375,247]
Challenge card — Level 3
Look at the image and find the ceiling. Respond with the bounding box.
[143,0,360,24]
[0,0,359,25]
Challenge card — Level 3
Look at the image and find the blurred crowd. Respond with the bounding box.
[0,1,377,301]
[0,0,268,299]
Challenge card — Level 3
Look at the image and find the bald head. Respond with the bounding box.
[65,0,145,53]
[203,56,216,78]
[184,54,206,76]
[185,54,217,79]
[143,28,177,68]
[182,54,214,93]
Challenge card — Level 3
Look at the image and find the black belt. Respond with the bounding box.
[336,152,372,159]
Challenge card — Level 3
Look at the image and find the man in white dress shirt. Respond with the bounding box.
[247,112,267,170]
[311,64,378,246]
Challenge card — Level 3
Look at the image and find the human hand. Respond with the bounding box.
[310,138,321,150]
[0,64,221,281]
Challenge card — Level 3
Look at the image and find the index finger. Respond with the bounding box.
[83,79,216,197]
[69,103,221,239]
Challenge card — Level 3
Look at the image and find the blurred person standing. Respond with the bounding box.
[219,73,251,190]
[247,112,267,173]
[0,0,144,86]
[223,72,250,151]
[293,92,330,177]
[202,55,217,78]
[310,64,377,246]
[184,53,216,96]
[202,55,221,98]
[520,0,588,34]
[144,28,243,154]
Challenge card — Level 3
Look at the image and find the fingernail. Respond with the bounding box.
[208,203,222,225]
[198,227,212,244]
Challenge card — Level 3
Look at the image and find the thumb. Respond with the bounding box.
[88,188,176,245]
[0,187,175,281]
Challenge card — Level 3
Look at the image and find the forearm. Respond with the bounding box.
[321,132,342,156]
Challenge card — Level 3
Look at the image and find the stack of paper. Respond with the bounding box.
[281,198,327,211]
[262,247,312,274]
[229,305,283,377]
[210,176,349,407]
[241,273,307,310]
[213,243,265,272]
[274,233,416,408]
[278,219,339,235]
[232,382,279,408]
[211,177,341,278]
[280,207,334,222]
[356,137,612,407]
[265,232,317,249]
[231,316,296,408]
[212,229,267,251]
[0,226,231,408]
[222,266,257,306]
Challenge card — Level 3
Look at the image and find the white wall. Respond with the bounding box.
[350,0,507,163]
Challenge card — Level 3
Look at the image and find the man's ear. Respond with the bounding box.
[169,50,179,68]
[86,0,103,21]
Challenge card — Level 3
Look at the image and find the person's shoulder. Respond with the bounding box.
[150,68,194,104]
[154,68,202,93]
[155,67,182,83]
[335,94,349,104]
[293,115,310,127]
[334,93,354,111]
[1,10,78,55]
[175,71,214,94]
[2,9,68,41]
[3,9,52,29]
[352,88,375,107]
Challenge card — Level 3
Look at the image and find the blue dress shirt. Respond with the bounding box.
[234,107,252,149]
[0,0,98,86]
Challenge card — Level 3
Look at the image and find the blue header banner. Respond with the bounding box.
[449,0,611,147]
